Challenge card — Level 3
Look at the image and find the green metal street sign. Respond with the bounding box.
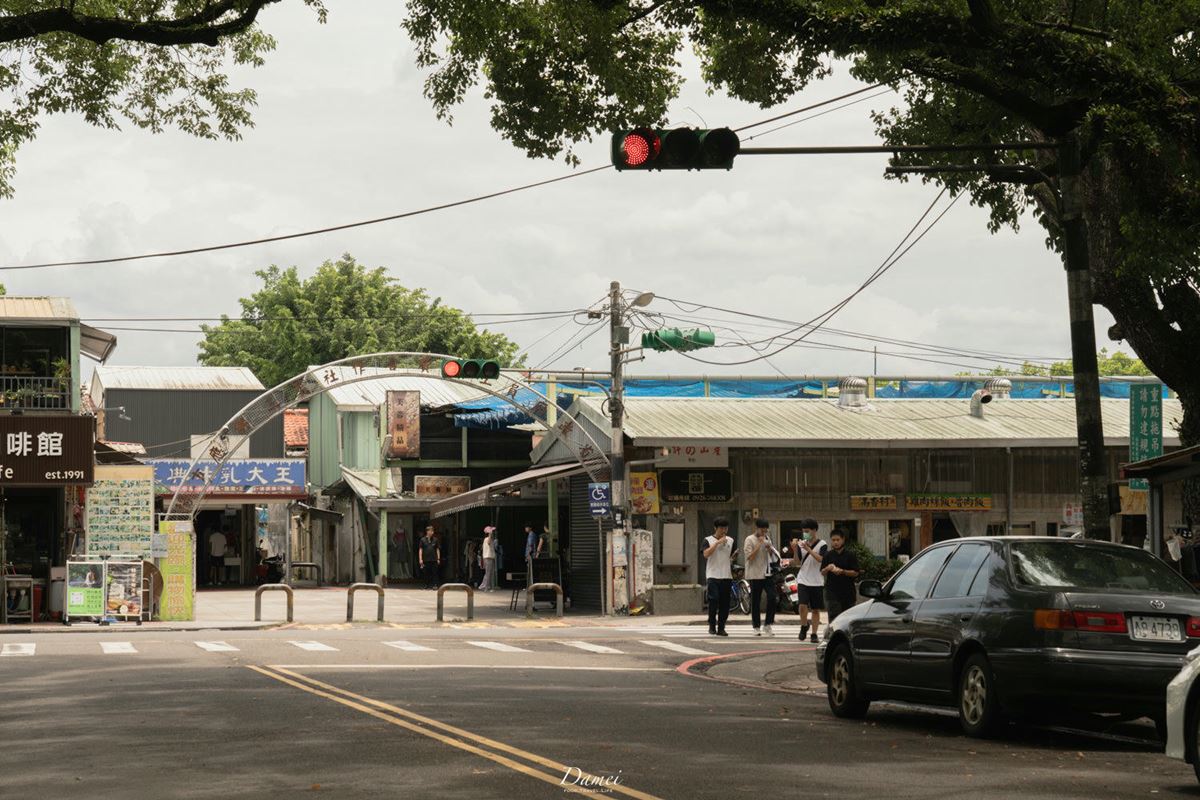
[1129,384,1163,491]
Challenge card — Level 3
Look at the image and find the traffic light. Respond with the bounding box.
[641,328,717,352]
[611,127,740,171]
[441,359,501,380]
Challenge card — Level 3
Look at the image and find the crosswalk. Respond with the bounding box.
[0,632,811,659]
[618,625,820,640]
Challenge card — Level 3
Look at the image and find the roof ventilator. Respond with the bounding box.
[984,378,1012,399]
[837,377,869,409]
[970,389,993,418]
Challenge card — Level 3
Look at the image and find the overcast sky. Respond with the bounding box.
[0,2,1117,381]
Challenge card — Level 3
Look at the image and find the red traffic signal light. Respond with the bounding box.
[441,358,501,380]
[612,127,739,171]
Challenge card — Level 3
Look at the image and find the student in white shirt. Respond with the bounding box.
[703,517,735,636]
[790,518,827,643]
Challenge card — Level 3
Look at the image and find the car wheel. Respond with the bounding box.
[827,642,870,719]
[958,652,1002,738]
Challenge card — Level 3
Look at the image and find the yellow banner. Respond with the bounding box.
[850,494,898,511]
[630,472,661,515]
[905,493,993,512]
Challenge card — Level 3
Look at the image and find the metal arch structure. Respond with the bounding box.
[162,352,612,520]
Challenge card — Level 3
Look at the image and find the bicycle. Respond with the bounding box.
[731,565,751,615]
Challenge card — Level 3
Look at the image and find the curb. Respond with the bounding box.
[676,647,824,697]
[0,622,282,635]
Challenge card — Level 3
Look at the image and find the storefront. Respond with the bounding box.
[146,457,307,587]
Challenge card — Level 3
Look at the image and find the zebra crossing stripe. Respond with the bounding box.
[466,641,530,653]
[556,640,623,654]
[100,642,137,654]
[384,641,435,652]
[289,641,338,652]
[195,641,240,652]
[0,643,34,657]
[640,640,715,656]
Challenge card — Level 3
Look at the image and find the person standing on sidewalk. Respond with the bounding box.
[791,518,827,643]
[703,517,735,636]
[821,529,860,621]
[743,518,777,637]
[418,526,441,590]
[480,526,497,591]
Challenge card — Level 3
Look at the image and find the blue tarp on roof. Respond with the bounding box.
[450,378,1167,429]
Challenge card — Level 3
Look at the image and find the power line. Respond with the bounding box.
[4,82,894,272]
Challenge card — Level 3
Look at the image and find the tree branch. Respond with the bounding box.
[0,1,280,47]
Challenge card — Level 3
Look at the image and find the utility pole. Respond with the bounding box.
[608,281,629,609]
[1059,134,1110,540]
[377,402,389,585]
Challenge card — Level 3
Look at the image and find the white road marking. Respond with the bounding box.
[267,664,672,672]
[289,640,338,652]
[383,640,435,652]
[556,640,624,654]
[195,641,240,652]
[466,641,531,653]
[1,643,34,657]
[100,642,137,654]
[640,640,715,656]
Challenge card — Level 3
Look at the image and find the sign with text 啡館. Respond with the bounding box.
[0,415,94,486]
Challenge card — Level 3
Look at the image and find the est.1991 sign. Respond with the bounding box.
[0,415,94,486]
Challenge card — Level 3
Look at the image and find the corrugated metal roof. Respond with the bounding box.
[320,367,488,410]
[0,296,79,321]
[92,365,265,391]
[576,397,1184,448]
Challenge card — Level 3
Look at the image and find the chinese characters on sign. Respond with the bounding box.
[157,519,195,622]
[147,459,307,496]
[1129,383,1163,491]
[413,476,471,497]
[386,390,421,459]
[86,465,155,557]
[659,469,733,503]
[849,494,898,511]
[660,444,729,468]
[905,494,993,512]
[0,415,93,485]
[629,472,661,515]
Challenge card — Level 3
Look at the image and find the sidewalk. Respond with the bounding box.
[682,647,825,695]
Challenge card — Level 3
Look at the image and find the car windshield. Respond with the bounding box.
[1009,541,1194,594]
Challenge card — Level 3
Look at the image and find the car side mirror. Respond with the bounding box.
[859,580,884,599]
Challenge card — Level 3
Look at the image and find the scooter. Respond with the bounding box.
[773,566,800,614]
[256,555,284,585]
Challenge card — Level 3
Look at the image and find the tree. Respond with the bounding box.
[197,254,523,387]
[403,0,1200,523]
[972,349,1151,377]
[0,1,325,198]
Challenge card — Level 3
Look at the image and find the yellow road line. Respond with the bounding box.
[250,665,661,800]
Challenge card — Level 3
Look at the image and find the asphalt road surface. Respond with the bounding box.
[3,625,1197,800]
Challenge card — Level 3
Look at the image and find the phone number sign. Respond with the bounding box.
[0,415,94,485]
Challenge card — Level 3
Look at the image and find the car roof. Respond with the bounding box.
[942,535,1141,551]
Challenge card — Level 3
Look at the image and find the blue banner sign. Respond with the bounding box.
[146,458,307,496]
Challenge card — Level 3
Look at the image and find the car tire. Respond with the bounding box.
[958,652,1002,738]
[827,642,870,719]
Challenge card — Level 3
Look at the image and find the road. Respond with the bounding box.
[2,624,1196,799]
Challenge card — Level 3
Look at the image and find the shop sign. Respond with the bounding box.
[0,415,93,485]
[65,561,105,617]
[158,519,195,621]
[1062,501,1084,527]
[414,475,471,497]
[1120,484,1149,516]
[905,493,993,512]
[105,561,143,619]
[589,482,611,517]
[630,472,661,515]
[386,390,421,459]
[850,494,898,511]
[148,459,307,496]
[660,444,729,468]
[1129,383,1163,490]
[659,469,733,503]
[86,464,154,557]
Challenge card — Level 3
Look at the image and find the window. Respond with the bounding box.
[1010,541,1194,594]
[931,544,991,599]
[967,552,996,596]
[887,545,955,601]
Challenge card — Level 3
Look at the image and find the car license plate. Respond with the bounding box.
[1129,616,1183,642]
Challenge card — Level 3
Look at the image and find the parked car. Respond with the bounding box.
[1165,646,1200,780]
[815,536,1200,737]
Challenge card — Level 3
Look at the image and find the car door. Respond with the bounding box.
[905,543,992,698]
[851,544,956,689]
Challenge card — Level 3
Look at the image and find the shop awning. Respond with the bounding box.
[336,466,433,513]
[430,462,586,519]
[291,501,343,524]
[80,323,118,363]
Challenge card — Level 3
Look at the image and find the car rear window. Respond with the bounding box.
[1010,542,1194,594]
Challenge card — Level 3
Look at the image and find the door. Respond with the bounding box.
[906,543,992,696]
[852,544,956,688]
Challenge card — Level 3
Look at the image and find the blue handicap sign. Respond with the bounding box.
[588,482,611,517]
